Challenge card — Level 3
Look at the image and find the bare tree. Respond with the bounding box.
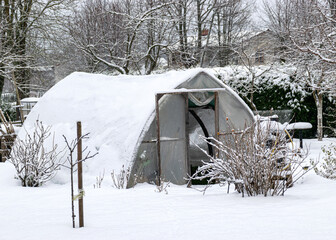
[213,0,252,67]
[134,0,175,74]
[263,0,336,140]
[166,0,253,68]
[231,40,274,111]
[62,133,97,228]
[288,0,336,64]
[169,0,196,67]
[69,0,174,74]
[295,56,334,140]
[0,0,73,97]
[195,0,222,66]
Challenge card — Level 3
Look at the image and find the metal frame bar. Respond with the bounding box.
[214,91,219,158]
[155,93,163,186]
[183,93,191,178]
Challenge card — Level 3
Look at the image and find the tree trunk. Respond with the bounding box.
[196,0,202,62]
[0,67,5,95]
[313,90,323,141]
[249,74,255,110]
[182,1,188,53]
[216,12,223,67]
[200,12,215,67]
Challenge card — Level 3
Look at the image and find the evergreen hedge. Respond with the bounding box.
[213,65,335,138]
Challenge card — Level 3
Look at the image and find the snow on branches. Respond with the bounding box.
[9,120,63,187]
[188,119,314,197]
[314,143,336,180]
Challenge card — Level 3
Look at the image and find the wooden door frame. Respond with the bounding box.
[155,89,223,186]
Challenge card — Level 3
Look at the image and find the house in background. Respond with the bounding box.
[21,97,39,119]
[166,29,283,68]
[239,29,283,65]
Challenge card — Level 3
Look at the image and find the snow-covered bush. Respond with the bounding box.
[314,144,336,179]
[213,64,336,138]
[155,180,170,194]
[111,165,131,189]
[325,103,336,137]
[213,65,307,111]
[0,100,16,121]
[189,119,312,197]
[94,170,105,189]
[9,120,63,187]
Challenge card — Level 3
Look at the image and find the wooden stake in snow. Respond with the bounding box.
[63,124,96,229]
[77,121,84,228]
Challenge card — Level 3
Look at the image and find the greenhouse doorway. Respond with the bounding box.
[155,90,221,185]
[188,108,215,184]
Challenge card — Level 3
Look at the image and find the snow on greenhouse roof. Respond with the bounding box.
[20,68,223,183]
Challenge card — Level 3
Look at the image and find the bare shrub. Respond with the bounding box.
[155,180,170,194]
[314,143,336,179]
[9,120,63,187]
[111,165,131,189]
[189,119,314,197]
[94,170,105,189]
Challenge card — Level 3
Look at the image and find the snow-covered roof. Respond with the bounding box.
[21,68,236,182]
[21,97,39,103]
[286,122,313,130]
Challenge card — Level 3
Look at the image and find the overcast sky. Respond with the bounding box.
[251,0,276,29]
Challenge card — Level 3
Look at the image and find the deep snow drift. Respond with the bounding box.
[0,138,336,240]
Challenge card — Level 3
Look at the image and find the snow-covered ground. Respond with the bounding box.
[1,138,336,240]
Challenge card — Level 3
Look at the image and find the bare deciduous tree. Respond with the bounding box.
[263,0,336,140]
[69,0,174,75]
[62,133,97,228]
[213,0,252,67]
[0,0,73,97]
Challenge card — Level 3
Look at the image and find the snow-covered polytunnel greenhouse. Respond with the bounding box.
[21,69,254,187]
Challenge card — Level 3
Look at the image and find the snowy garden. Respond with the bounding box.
[1,0,336,240]
[1,68,336,240]
[0,138,336,240]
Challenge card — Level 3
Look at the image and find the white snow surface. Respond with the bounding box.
[1,138,336,240]
[21,97,39,103]
[19,69,223,184]
[287,122,313,130]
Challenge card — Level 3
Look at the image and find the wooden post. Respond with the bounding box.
[77,121,84,228]
[183,93,190,178]
[214,92,219,158]
[155,94,162,186]
[184,93,192,187]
